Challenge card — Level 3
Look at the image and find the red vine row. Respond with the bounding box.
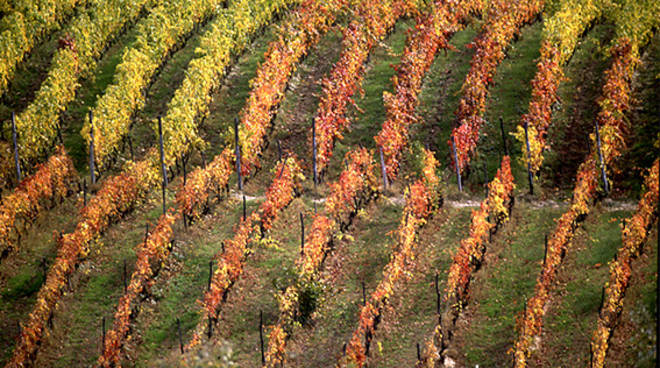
[98,208,179,367]
[313,0,417,174]
[8,155,159,367]
[265,148,379,367]
[186,157,304,350]
[450,0,544,172]
[0,146,77,261]
[239,0,348,174]
[375,0,482,180]
[513,39,640,367]
[590,160,659,368]
[417,156,515,367]
[339,148,441,367]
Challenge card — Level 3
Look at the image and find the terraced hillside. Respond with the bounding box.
[0,0,658,367]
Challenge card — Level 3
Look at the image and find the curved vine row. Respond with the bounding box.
[375,0,483,180]
[2,0,153,181]
[512,34,652,368]
[0,147,77,261]
[339,148,441,368]
[265,148,379,367]
[450,0,544,172]
[512,0,604,173]
[185,157,304,351]
[6,0,302,363]
[237,0,348,174]
[98,208,179,367]
[160,0,299,167]
[590,160,659,368]
[7,155,159,368]
[417,156,515,367]
[83,0,226,169]
[0,0,88,97]
[312,0,417,175]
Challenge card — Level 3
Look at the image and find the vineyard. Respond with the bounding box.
[0,0,658,366]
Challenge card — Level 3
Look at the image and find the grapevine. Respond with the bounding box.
[185,157,304,351]
[3,0,153,180]
[160,0,299,167]
[238,0,349,174]
[417,156,515,367]
[339,148,441,367]
[0,0,88,97]
[311,0,418,175]
[590,160,659,368]
[450,0,545,172]
[7,156,159,368]
[513,0,605,173]
[265,148,379,367]
[512,34,649,368]
[375,0,484,180]
[98,208,179,367]
[0,147,77,260]
[83,0,228,169]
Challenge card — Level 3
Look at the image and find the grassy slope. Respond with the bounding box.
[0,2,657,368]
[130,22,284,366]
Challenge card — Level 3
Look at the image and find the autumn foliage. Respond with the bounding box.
[8,157,159,368]
[0,146,77,260]
[312,0,417,174]
[450,0,544,172]
[590,160,659,368]
[417,156,515,367]
[375,0,483,180]
[265,148,379,367]
[98,209,180,367]
[340,148,441,367]
[513,0,603,173]
[186,157,304,350]
[513,39,640,367]
[239,0,347,174]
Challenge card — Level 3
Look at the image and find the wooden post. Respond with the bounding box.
[379,147,389,189]
[259,310,265,365]
[435,273,440,315]
[207,317,213,339]
[499,117,508,156]
[277,139,282,162]
[128,135,134,162]
[200,148,206,167]
[482,162,488,186]
[523,122,534,195]
[144,223,149,242]
[101,317,106,350]
[177,318,184,354]
[40,257,47,277]
[158,117,167,215]
[234,117,242,191]
[300,212,305,255]
[182,154,187,186]
[243,195,246,221]
[56,119,63,145]
[208,260,213,291]
[89,111,96,185]
[123,260,127,292]
[594,121,609,194]
[451,136,462,192]
[416,342,421,361]
[11,112,21,183]
[361,281,366,306]
[542,234,548,265]
[312,120,317,188]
